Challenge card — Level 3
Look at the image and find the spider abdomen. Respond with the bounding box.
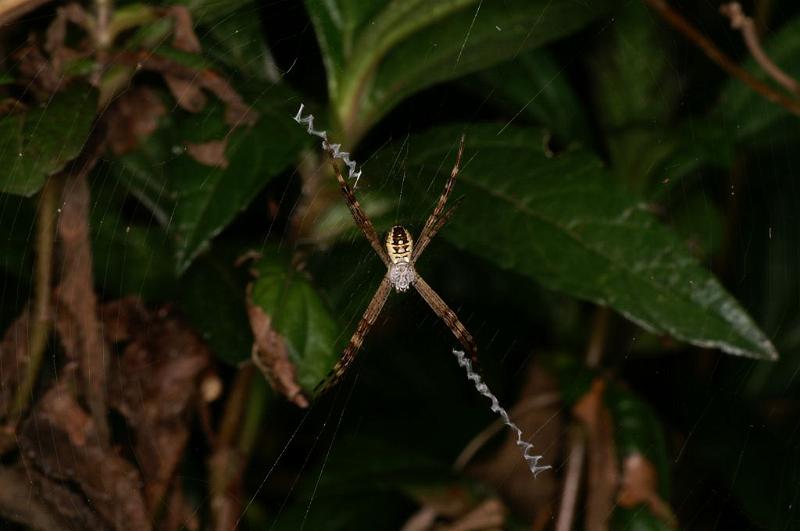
[386,225,414,264]
[389,262,416,292]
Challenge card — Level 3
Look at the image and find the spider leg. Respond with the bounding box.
[411,196,463,261]
[315,275,393,395]
[328,155,390,267]
[413,274,479,366]
[412,134,465,263]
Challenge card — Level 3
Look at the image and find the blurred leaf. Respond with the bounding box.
[115,100,307,273]
[0,88,96,196]
[686,391,800,529]
[381,124,777,360]
[179,253,252,364]
[612,508,676,531]
[589,1,680,191]
[203,3,278,81]
[269,491,413,531]
[664,191,725,262]
[91,211,176,301]
[250,251,338,391]
[605,386,671,497]
[0,194,34,279]
[644,119,734,200]
[305,0,613,141]
[467,48,592,146]
[171,0,252,25]
[715,15,800,145]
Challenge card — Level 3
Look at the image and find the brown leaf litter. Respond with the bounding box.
[246,285,309,408]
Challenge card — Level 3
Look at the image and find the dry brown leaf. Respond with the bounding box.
[18,384,151,531]
[55,166,110,445]
[113,52,258,127]
[106,86,166,155]
[99,296,150,343]
[187,139,229,168]
[0,307,32,419]
[247,286,309,408]
[164,75,208,113]
[106,302,210,513]
[13,39,61,94]
[572,378,618,531]
[30,467,111,530]
[617,452,678,527]
[44,3,92,73]
[168,6,201,53]
[163,482,200,531]
[208,446,246,531]
[0,465,63,531]
[441,498,506,531]
[466,362,561,523]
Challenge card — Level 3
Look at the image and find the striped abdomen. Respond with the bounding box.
[385,225,413,264]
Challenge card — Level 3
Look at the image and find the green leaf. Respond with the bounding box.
[605,385,671,496]
[466,48,592,146]
[0,88,97,196]
[179,254,253,364]
[170,0,252,25]
[203,3,278,81]
[115,100,307,273]
[588,2,680,191]
[306,0,613,141]
[378,124,776,360]
[0,194,35,279]
[91,210,176,301]
[715,15,800,145]
[612,509,676,531]
[250,252,338,391]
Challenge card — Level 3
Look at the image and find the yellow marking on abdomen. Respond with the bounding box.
[386,225,413,264]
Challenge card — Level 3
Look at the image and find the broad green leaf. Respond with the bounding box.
[305,0,613,142]
[203,3,278,81]
[376,124,776,360]
[0,89,96,196]
[115,99,307,273]
[179,253,253,364]
[91,209,176,301]
[588,1,680,191]
[715,15,800,145]
[466,48,592,146]
[250,252,338,391]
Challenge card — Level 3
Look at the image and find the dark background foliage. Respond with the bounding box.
[1,0,799,529]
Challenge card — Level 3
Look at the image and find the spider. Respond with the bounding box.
[316,135,478,394]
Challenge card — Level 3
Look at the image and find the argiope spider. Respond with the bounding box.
[317,135,478,394]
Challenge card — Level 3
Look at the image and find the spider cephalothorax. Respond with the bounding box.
[386,225,416,292]
[316,134,477,394]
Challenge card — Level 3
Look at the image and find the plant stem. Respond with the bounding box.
[555,426,586,531]
[720,2,799,95]
[95,0,113,50]
[643,0,800,116]
[554,306,611,531]
[9,177,59,418]
[217,366,256,448]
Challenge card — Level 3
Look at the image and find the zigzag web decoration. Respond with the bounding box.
[294,104,363,186]
[293,105,549,476]
[453,349,550,476]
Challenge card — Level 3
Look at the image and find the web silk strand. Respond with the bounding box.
[294,104,363,186]
[453,349,551,476]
